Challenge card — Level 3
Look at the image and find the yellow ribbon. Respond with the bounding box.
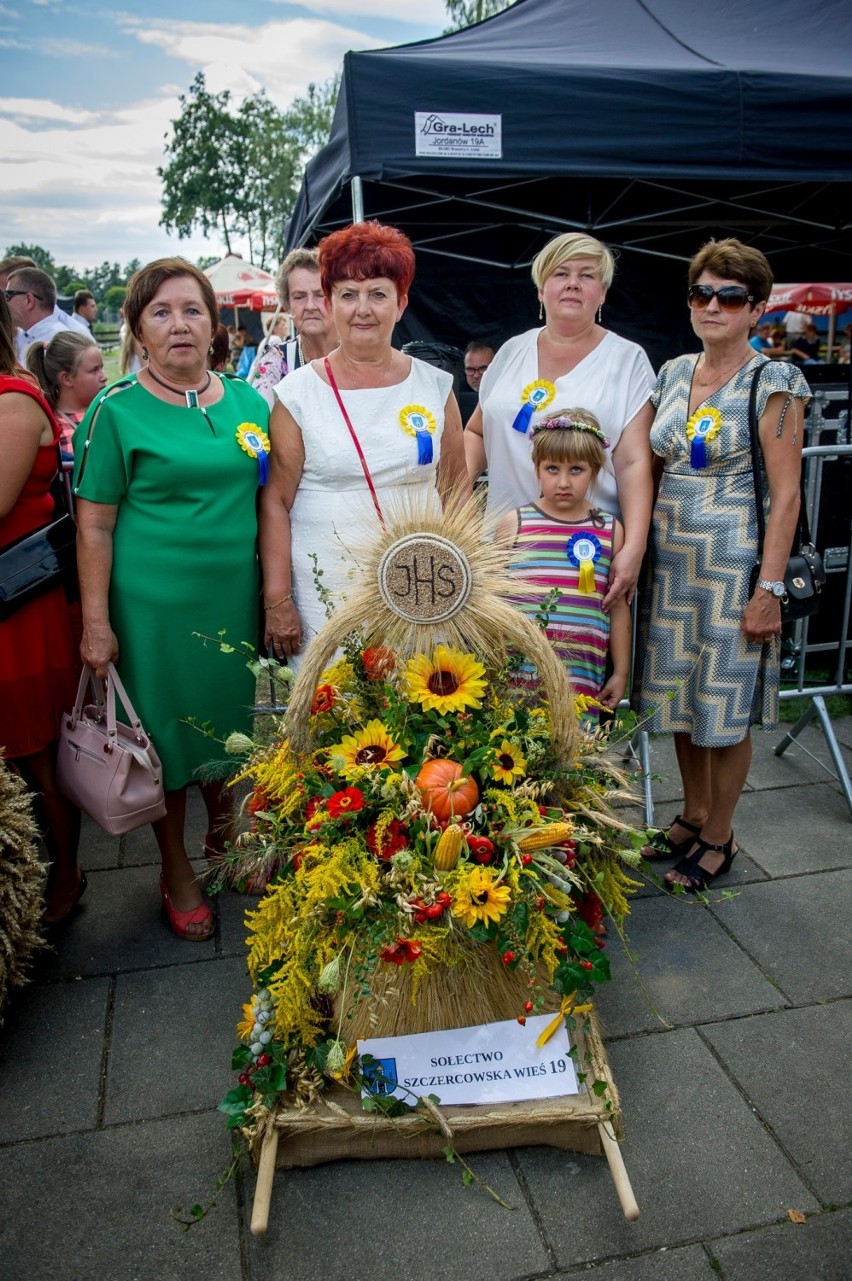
[578,559,596,594]
[536,993,593,1048]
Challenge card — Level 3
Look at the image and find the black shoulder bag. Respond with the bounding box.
[746,363,826,621]
[0,441,77,622]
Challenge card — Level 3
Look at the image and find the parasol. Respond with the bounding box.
[767,283,852,358]
[203,253,278,315]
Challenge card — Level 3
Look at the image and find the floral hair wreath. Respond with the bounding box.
[531,415,610,448]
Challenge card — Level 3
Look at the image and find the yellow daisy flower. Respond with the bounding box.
[405,645,486,714]
[236,1002,254,1042]
[452,867,512,928]
[490,738,527,784]
[327,720,406,776]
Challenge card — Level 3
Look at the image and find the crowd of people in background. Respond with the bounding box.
[0,224,839,942]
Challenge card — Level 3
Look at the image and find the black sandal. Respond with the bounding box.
[641,814,701,863]
[664,833,737,894]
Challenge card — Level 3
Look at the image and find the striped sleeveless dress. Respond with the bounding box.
[509,504,614,702]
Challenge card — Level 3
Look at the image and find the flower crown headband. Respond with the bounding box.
[531,415,611,448]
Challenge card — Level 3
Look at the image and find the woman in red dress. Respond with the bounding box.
[0,292,83,926]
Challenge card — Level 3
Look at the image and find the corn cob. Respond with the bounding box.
[516,822,575,852]
[434,824,465,871]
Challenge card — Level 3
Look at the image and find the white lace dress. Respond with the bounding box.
[275,358,453,666]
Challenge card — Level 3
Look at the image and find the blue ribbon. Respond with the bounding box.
[689,438,708,469]
[257,451,269,485]
[415,430,433,465]
[512,401,535,434]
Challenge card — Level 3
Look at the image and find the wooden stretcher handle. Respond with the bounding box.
[597,1122,639,1221]
[250,1128,280,1236]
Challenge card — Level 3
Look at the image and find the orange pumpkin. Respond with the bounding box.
[415,759,479,823]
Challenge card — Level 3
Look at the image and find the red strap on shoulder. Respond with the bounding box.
[323,357,385,527]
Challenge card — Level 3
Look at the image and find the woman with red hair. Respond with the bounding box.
[261,222,468,665]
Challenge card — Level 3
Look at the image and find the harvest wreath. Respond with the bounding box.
[214,493,643,1226]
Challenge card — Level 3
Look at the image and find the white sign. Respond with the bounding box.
[415,112,502,159]
[358,1013,579,1107]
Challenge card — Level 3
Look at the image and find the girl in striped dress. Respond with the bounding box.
[499,409,631,721]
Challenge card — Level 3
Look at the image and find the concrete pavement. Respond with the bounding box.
[1,716,850,1280]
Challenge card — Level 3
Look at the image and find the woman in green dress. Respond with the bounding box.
[74,259,267,940]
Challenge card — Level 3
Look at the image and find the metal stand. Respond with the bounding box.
[774,694,852,816]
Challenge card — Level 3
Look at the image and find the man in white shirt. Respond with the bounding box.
[69,289,98,335]
[5,267,73,360]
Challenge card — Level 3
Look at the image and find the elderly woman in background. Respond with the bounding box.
[633,239,810,892]
[26,330,107,459]
[465,232,655,606]
[262,221,469,665]
[0,294,83,927]
[73,258,268,940]
[251,248,338,407]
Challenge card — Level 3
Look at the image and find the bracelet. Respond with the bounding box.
[264,593,292,611]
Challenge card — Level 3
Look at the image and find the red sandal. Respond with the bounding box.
[159,875,215,941]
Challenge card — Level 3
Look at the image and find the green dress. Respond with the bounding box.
[73,375,266,790]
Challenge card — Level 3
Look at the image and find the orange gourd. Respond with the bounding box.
[415,759,479,822]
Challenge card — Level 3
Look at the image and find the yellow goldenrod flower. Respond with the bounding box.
[405,645,486,714]
[451,867,512,928]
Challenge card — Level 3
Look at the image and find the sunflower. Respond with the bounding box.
[451,867,512,928]
[328,720,406,777]
[405,645,486,714]
[490,738,527,784]
[236,1002,255,1042]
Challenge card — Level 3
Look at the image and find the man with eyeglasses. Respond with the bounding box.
[5,266,75,360]
[463,340,495,396]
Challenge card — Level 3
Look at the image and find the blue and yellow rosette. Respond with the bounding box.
[566,532,602,595]
[399,404,437,465]
[685,406,722,469]
[236,423,271,485]
[512,379,556,434]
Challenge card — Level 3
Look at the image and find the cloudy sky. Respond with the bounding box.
[0,0,448,271]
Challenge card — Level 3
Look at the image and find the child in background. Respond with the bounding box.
[498,408,631,721]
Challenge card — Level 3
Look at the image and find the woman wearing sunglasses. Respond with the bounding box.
[633,238,810,892]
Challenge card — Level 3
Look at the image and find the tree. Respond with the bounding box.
[104,285,127,312]
[159,73,244,254]
[285,75,340,165]
[444,0,514,30]
[234,93,301,268]
[3,243,56,275]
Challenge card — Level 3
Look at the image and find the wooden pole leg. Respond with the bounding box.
[597,1122,639,1221]
[250,1128,280,1236]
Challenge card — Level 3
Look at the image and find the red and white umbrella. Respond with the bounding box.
[203,254,278,311]
[767,283,852,357]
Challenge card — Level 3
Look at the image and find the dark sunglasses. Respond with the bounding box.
[464,364,490,374]
[687,284,754,312]
[2,289,30,300]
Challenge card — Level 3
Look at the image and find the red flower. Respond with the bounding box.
[327,787,364,818]
[247,788,270,816]
[366,818,408,861]
[311,683,336,715]
[381,938,422,965]
[362,646,395,681]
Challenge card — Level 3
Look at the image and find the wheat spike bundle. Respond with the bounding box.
[0,754,45,1018]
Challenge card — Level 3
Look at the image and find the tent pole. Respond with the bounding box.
[352,176,364,224]
[827,305,836,361]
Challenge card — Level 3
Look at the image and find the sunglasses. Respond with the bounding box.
[464,364,490,374]
[687,284,755,312]
[2,289,29,300]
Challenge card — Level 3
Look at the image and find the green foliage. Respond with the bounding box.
[103,285,127,311]
[3,245,141,304]
[4,241,56,275]
[444,0,514,31]
[158,72,340,270]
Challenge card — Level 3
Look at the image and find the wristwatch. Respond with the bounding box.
[756,578,787,598]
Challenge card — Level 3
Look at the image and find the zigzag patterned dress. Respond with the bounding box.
[633,354,810,745]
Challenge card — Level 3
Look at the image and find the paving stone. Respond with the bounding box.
[746,721,852,794]
[0,978,109,1142]
[77,814,123,871]
[45,865,219,980]
[595,893,783,1038]
[701,1001,852,1204]
[245,1150,548,1281]
[551,1243,714,1279]
[711,1207,852,1280]
[105,955,249,1124]
[216,885,257,957]
[708,871,852,1003]
[513,1028,818,1266]
[0,1112,240,1281]
[728,783,852,876]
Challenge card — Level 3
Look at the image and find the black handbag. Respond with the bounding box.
[746,364,826,622]
[0,444,77,622]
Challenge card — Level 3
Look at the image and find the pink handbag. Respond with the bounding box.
[57,664,167,835]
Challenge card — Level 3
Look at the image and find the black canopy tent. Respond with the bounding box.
[286,0,852,366]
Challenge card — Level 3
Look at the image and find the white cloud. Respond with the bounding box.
[267,0,446,21]
[40,37,119,58]
[0,96,102,124]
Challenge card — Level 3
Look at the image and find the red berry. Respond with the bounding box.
[524,1000,534,1012]
[517,1015,526,1025]
[256,1053,272,1067]
[502,950,516,965]
[520,853,533,866]
[580,959,593,970]
[535,897,545,910]
[238,1072,253,1086]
